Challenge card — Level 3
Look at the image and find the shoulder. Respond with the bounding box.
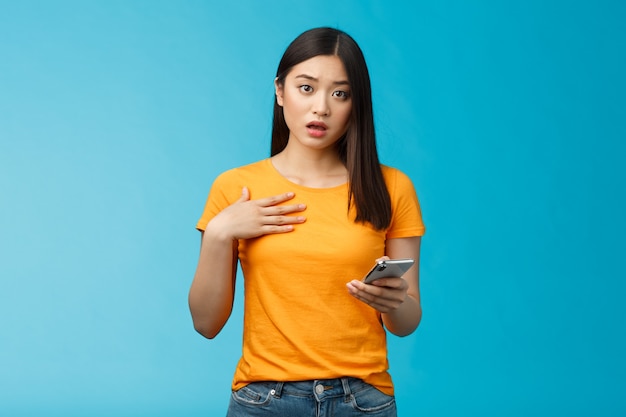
[206,159,270,201]
[213,159,270,184]
[380,165,426,237]
[380,165,415,193]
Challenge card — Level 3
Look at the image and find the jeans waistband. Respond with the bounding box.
[271,377,369,401]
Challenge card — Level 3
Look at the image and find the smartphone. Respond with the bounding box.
[362,258,415,284]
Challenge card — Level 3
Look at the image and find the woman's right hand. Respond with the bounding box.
[205,187,307,241]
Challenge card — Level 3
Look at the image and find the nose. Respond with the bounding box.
[312,94,330,116]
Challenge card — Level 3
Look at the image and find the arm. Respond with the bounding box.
[380,236,422,335]
[346,236,422,336]
[188,187,307,339]
[188,230,238,339]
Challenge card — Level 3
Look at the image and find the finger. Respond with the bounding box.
[261,203,307,216]
[346,286,395,312]
[238,186,251,202]
[259,224,297,234]
[263,214,306,226]
[371,277,407,289]
[347,281,381,303]
[256,192,297,207]
[348,279,393,294]
[349,289,404,312]
[347,280,404,303]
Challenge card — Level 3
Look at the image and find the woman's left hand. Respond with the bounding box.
[349,238,422,336]
[346,256,410,313]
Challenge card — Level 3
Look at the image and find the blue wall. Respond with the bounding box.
[1,1,624,415]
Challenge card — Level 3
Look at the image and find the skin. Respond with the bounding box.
[346,238,422,336]
[272,55,352,187]
[188,55,422,339]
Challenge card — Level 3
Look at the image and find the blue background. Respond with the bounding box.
[1,1,624,415]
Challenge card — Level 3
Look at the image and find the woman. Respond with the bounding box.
[189,27,425,416]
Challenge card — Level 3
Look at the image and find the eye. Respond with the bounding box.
[332,90,350,100]
[299,85,313,93]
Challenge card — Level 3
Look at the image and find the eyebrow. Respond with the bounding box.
[294,74,350,86]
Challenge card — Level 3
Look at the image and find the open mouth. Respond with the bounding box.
[306,122,328,138]
[307,122,328,131]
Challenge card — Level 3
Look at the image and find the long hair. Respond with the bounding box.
[271,27,391,231]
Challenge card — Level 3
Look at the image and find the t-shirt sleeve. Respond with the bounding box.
[195,170,239,232]
[385,168,426,239]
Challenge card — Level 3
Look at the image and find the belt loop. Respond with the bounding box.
[272,382,284,398]
[340,378,352,401]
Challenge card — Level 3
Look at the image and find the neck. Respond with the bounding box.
[271,143,347,188]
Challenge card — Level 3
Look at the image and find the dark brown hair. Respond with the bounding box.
[271,27,391,230]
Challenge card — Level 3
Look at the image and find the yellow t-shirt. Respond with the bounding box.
[196,158,425,395]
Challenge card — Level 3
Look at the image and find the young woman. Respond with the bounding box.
[189,27,425,416]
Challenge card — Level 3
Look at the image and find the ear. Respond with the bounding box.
[274,77,284,107]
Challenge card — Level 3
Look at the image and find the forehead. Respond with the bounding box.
[287,55,348,82]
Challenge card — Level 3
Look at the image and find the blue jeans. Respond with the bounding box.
[226,377,397,417]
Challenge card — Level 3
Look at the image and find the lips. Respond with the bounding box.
[306,121,328,138]
[306,121,328,130]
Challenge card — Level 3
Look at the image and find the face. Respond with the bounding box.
[275,55,352,152]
